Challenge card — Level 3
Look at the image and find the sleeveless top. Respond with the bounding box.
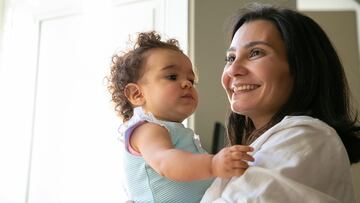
[118,107,213,203]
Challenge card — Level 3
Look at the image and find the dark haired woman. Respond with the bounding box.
[201,4,359,203]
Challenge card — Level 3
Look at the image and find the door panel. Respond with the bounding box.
[0,0,187,202]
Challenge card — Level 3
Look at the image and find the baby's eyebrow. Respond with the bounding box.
[160,64,195,78]
[161,64,177,71]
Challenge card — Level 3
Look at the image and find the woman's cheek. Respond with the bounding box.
[221,71,229,91]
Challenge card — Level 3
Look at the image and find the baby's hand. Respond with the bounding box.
[211,145,254,178]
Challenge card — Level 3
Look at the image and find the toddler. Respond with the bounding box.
[107,31,254,203]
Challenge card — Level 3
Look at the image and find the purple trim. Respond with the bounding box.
[124,120,146,154]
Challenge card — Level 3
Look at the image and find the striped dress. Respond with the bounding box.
[119,107,213,203]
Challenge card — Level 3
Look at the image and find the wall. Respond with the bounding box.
[0,0,4,68]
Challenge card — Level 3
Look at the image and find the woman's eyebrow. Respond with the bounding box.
[227,40,272,52]
[244,40,271,48]
[227,47,236,53]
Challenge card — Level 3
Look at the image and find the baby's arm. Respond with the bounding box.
[130,122,254,182]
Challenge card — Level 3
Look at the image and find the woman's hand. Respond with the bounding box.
[211,145,254,178]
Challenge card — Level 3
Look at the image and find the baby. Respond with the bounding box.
[107,31,254,203]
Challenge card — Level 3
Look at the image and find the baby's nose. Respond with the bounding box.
[181,80,192,88]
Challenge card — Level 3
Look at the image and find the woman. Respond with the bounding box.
[201,4,360,203]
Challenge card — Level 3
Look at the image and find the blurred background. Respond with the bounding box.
[0,0,359,202]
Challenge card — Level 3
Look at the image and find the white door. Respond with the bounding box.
[0,0,188,202]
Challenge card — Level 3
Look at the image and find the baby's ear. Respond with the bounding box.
[124,83,145,106]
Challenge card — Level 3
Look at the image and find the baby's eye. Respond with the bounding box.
[225,55,235,64]
[166,74,177,80]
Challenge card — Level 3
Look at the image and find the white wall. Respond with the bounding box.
[0,0,4,69]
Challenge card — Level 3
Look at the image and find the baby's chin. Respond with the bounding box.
[171,114,194,123]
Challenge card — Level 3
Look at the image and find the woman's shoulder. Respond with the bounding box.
[252,115,344,156]
[252,115,350,167]
[249,116,353,199]
[278,115,334,132]
[268,115,338,141]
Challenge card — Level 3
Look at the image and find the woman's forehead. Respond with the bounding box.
[231,20,283,48]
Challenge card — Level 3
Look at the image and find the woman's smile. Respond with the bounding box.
[222,20,293,128]
[232,84,260,92]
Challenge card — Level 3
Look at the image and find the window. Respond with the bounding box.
[0,0,188,202]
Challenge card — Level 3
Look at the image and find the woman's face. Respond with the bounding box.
[222,20,293,129]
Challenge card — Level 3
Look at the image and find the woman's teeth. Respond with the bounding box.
[233,84,259,92]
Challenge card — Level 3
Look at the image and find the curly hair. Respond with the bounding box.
[107,31,183,122]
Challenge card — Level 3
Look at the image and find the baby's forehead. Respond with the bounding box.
[142,48,192,69]
[143,47,185,59]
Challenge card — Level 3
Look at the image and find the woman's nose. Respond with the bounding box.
[224,61,248,77]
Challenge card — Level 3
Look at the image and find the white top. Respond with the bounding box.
[201,116,356,203]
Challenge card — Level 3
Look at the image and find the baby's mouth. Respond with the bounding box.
[181,93,194,99]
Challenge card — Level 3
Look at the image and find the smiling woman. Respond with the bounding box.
[201,4,360,203]
[222,20,293,131]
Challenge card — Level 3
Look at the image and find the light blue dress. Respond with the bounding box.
[118,107,213,203]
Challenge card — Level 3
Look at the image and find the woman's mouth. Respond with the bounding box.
[232,84,260,93]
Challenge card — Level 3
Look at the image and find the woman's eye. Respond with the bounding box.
[167,74,177,80]
[225,55,235,63]
[249,49,263,58]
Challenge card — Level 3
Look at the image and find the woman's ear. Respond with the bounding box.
[124,83,145,106]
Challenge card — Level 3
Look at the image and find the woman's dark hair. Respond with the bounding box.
[226,4,360,164]
[107,31,182,121]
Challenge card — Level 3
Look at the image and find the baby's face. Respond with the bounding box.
[137,48,198,122]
